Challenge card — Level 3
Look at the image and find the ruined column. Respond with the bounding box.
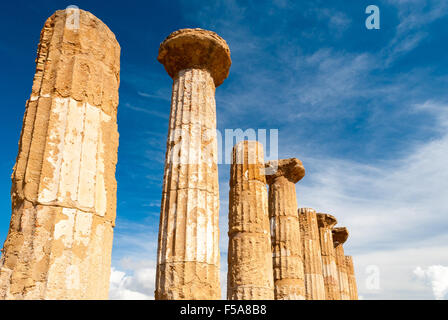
[332,227,350,300]
[227,141,274,300]
[0,9,120,300]
[298,208,325,300]
[316,213,340,300]
[155,29,231,300]
[265,158,305,300]
[345,255,358,300]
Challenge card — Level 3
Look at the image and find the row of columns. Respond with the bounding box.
[153,28,358,300]
[225,142,358,300]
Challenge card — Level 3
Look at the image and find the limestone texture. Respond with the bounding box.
[227,141,274,300]
[155,29,231,300]
[345,256,358,300]
[298,208,326,300]
[332,227,350,300]
[317,213,340,300]
[265,158,305,300]
[0,9,120,300]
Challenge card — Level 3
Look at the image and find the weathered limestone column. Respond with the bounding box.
[332,227,350,300]
[298,208,325,300]
[0,9,120,300]
[345,255,358,300]
[155,29,231,300]
[227,141,274,300]
[265,158,305,300]
[316,213,340,300]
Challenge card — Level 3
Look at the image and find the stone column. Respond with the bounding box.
[316,213,340,300]
[332,227,350,300]
[0,9,120,300]
[298,208,325,300]
[227,141,274,300]
[155,29,231,300]
[265,158,305,300]
[345,255,358,300]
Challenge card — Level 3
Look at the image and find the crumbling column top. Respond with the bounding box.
[332,227,349,246]
[316,213,337,228]
[265,158,305,184]
[157,28,231,87]
[298,207,316,215]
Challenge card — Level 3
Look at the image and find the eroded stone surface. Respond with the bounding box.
[345,256,358,300]
[266,158,305,300]
[317,213,340,300]
[227,141,274,300]
[332,227,350,300]
[298,208,326,300]
[155,28,229,300]
[0,9,120,300]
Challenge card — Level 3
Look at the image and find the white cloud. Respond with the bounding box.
[109,263,156,300]
[414,265,448,300]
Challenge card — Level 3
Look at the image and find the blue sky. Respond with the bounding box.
[1,0,448,299]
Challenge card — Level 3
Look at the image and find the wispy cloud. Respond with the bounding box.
[123,102,169,119]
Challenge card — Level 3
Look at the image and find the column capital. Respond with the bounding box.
[265,158,305,184]
[157,28,231,87]
[332,227,349,246]
[316,213,337,228]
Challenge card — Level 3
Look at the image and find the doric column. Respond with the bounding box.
[227,141,274,300]
[316,213,340,300]
[298,208,325,300]
[345,255,358,300]
[332,227,350,300]
[265,158,305,300]
[155,29,231,300]
[0,9,120,300]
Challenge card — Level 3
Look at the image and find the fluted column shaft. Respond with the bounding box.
[334,245,350,299]
[156,68,220,299]
[266,159,305,300]
[0,9,120,300]
[227,141,274,300]
[155,28,231,300]
[345,256,358,300]
[298,208,325,300]
[317,214,340,300]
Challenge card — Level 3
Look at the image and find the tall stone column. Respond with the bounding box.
[0,9,120,300]
[265,158,305,300]
[155,29,231,300]
[345,255,358,300]
[316,213,340,300]
[332,227,350,300]
[298,208,325,300]
[227,141,274,300]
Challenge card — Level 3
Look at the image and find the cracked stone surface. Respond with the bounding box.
[266,158,305,300]
[0,9,120,300]
[227,141,274,300]
[332,227,351,300]
[317,213,340,300]
[155,28,231,300]
[298,208,326,300]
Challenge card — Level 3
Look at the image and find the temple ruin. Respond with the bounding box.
[0,9,358,300]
